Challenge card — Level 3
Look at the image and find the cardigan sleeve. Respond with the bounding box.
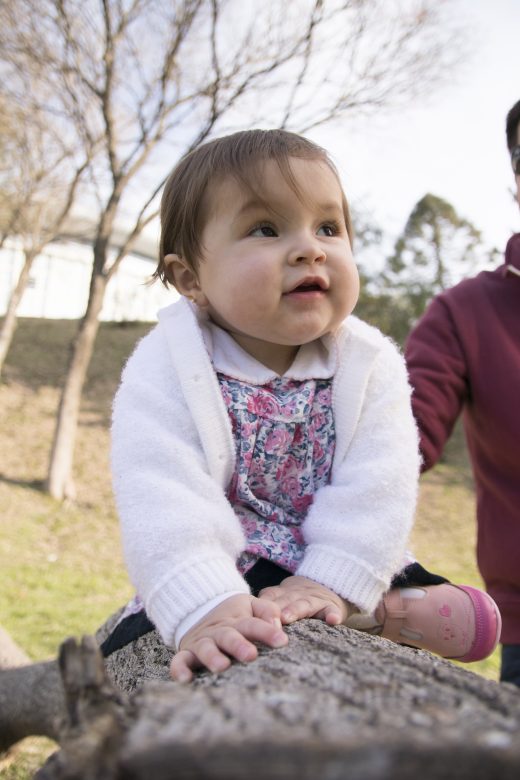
[296,339,420,613]
[405,295,468,471]
[111,329,249,647]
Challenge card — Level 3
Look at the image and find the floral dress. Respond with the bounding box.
[219,373,335,575]
[116,332,337,625]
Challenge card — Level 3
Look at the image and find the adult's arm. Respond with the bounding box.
[405,295,469,471]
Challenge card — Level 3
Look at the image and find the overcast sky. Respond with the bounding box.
[313,0,519,262]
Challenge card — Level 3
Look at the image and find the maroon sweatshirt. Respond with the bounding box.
[405,234,520,644]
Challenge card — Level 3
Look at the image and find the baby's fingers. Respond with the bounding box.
[171,622,287,683]
[171,637,233,682]
[258,588,299,617]
[250,595,283,629]
[279,597,345,624]
[170,649,200,683]
[313,604,344,625]
[237,615,288,650]
[258,585,283,602]
[280,596,319,624]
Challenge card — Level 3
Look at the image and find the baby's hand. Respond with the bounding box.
[259,575,356,626]
[170,594,287,683]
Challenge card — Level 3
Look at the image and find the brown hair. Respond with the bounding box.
[506,99,520,152]
[155,129,353,287]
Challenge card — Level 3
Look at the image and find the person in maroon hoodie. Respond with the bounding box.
[405,98,520,687]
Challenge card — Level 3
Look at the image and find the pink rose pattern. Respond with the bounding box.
[219,373,335,574]
[115,375,335,628]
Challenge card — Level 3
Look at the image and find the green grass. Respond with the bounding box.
[0,738,57,779]
[0,317,501,777]
[1,319,152,658]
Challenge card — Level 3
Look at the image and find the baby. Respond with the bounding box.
[103,129,500,681]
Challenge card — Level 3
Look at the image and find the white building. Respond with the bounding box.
[0,218,177,322]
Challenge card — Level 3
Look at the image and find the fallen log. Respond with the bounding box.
[1,620,519,779]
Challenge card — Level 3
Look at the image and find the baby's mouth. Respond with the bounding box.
[286,277,328,294]
[294,283,323,292]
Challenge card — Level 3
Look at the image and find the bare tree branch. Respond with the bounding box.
[280,0,324,129]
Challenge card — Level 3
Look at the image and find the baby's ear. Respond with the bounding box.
[163,254,208,306]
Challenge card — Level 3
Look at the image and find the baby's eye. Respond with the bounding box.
[317,223,338,237]
[249,224,277,238]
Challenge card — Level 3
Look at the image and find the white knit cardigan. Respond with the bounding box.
[111,298,420,647]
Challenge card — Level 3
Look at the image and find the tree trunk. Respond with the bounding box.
[46,272,108,500]
[1,622,519,779]
[0,249,36,376]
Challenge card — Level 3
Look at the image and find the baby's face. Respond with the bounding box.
[193,157,359,374]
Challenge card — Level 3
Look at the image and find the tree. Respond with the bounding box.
[380,193,498,329]
[0,104,92,374]
[2,624,520,776]
[0,0,465,499]
[0,39,98,374]
[346,208,413,345]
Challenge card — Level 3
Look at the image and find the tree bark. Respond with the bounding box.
[0,660,64,751]
[0,249,36,376]
[1,621,519,779]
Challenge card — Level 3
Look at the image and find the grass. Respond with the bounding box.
[0,317,501,778]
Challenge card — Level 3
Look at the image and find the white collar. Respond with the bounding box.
[196,312,337,384]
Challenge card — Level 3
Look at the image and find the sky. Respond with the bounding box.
[313,0,520,264]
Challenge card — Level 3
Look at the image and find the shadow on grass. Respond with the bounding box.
[0,473,45,492]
